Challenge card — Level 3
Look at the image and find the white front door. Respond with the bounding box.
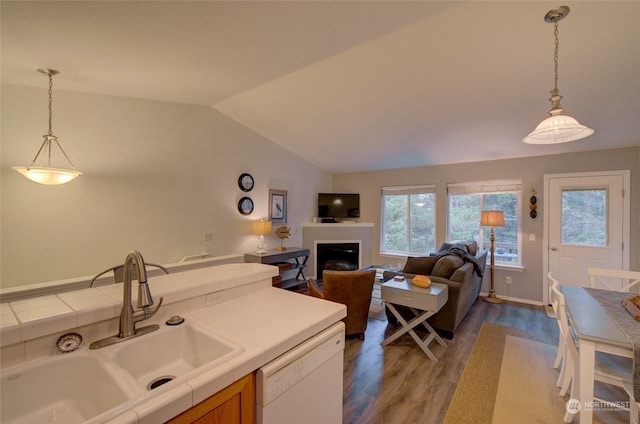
[543,171,630,303]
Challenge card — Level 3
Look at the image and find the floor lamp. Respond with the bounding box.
[480,210,505,304]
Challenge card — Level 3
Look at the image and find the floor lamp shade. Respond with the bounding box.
[480,210,505,227]
[480,210,505,304]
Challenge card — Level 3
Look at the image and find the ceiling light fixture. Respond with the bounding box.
[13,68,82,185]
[523,6,594,144]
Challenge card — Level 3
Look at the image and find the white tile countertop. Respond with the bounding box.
[0,263,347,424]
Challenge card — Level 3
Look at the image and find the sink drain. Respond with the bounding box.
[147,375,176,391]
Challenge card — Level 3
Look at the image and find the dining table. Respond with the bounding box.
[560,285,634,424]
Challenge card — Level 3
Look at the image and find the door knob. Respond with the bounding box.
[550,246,558,251]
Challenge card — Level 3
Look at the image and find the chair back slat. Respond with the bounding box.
[588,267,640,292]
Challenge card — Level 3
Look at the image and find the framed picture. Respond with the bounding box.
[269,189,287,223]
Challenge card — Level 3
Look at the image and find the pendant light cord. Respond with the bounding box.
[553,21,560,96]
[48,70,54,136]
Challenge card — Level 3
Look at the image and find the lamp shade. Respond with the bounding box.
[480,210,505,227]
[523,113,594,144]
[253,220,272,235]
[13,166,82,185]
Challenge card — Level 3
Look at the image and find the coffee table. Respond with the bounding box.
[381,277,449,361]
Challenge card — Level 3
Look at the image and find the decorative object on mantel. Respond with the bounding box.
[269,189,287,223]
[523,5,594,145]
[238,196,254,215]
[480,210,506,304]
[275,226,291,251]
[529,188,538,219]
[13,68,83,185]
[252,219,272,254]
[238,173,254,192]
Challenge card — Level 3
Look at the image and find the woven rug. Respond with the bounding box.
[444,322,567,424]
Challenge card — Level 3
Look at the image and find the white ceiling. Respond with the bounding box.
[2,1,639,173]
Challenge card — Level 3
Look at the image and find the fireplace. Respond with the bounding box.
[315,241,361,279]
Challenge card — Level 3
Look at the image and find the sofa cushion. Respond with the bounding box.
[403,256,439,275]
[432,255,464,279]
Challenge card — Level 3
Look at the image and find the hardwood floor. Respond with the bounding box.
[341,298,559,424]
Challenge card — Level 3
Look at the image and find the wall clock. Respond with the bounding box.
[238,173,254,192]
[238,197,254,215]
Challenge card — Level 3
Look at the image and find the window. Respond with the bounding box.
[381,185,436,256]
[561,188,607,246]
[447,180,522,266]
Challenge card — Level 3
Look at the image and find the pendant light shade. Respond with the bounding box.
[523,6,594,145]
[13,68,82,185]
[524,110,595,145]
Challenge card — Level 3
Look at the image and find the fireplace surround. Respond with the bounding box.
[315,241,361,278]
[302,222,374,280]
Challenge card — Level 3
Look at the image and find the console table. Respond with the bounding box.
[244,248,310,290]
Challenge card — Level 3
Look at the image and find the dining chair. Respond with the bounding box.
[588,268,640,292]
[308,269,376,340]
[551,283,632,422]
[548,272,570,395]
[623,380,639,424]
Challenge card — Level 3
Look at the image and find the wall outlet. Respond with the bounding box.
[506,276,512,285]
[203,232,213,242]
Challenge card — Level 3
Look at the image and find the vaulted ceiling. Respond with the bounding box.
[2,1,639,173]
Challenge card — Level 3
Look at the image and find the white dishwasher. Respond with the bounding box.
[256,321,345,424]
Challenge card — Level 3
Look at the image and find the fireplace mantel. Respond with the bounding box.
[302,223,374,279]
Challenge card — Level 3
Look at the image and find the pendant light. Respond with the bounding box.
[13,68,82,185]
[523,6,594,144]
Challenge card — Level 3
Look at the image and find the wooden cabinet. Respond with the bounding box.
[167,373,255,424]
[244,248,310,290]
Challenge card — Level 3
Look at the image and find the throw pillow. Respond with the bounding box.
[464,240,478,256]
[432,255,464,279]
[403,256,439,275]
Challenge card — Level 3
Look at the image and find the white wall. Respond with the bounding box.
[1,84,332,288]
[332,148,640,304]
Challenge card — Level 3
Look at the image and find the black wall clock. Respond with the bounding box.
[238,173,254,192]
[238,197,254,215]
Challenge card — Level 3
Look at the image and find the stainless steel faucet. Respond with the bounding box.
[90,251,163,349]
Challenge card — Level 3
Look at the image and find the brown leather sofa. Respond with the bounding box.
[309,269,376,339]
[382,241,487,339]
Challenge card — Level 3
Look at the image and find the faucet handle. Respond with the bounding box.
[142,296,164,320]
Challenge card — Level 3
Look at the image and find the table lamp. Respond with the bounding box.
[480,210,505,304]
[253,220,272,254]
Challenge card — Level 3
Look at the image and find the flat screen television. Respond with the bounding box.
[317,193,360,219]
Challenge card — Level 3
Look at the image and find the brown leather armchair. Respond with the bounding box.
[308,269,376,340]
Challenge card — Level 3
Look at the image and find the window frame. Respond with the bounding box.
[380,185,437,257]
[446,179,523,268]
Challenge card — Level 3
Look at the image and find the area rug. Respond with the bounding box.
[443,322,567,424]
